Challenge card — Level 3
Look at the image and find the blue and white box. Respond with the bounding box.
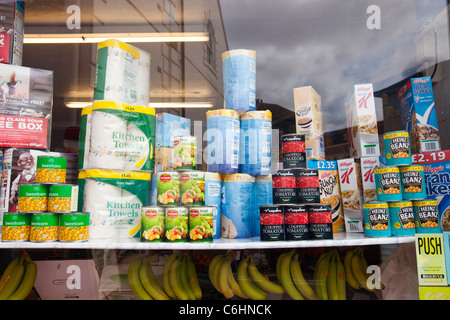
[155,113,191,148]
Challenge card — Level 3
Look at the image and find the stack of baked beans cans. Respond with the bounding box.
[1,155,90,243]
[260,134,332,241]
[364,131,438,237]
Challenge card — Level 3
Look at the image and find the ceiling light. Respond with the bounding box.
[24,32,210,44]
[65,102,92,108]
[150,102,214,109]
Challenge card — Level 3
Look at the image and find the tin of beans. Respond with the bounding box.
[374,166,403,202]
[400,165,427,200]
[30,212,60,242]
[259,205,285,241]
[18,184,48,212]
[1,212,31,241]
[36,156,67,184]
[48,184,79,212]
[388,201,415,236]
[383,131,412,166]
[413,199,440,233]
[363,202,392,237]
[284,204,309,240]
[307,203,333,240]
[59,212,90,242]
[281,134,306,169]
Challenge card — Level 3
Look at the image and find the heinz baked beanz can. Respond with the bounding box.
[374,166,403,202]
[399,165,426,200]
[363,202,392,237]
[413,199,440,233]
[189,206,213,242]
[36,156,67,184]
[259,205,285,241]
[383,131,412,166]
[140,206,164,242]
[388,201,415,236]
[18,184,49,212]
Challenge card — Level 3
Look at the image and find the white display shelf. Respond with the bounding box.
[0,232,415,250]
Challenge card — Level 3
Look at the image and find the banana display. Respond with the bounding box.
[127,252,202,300]
[344,247,385,292]
[0,252,37,300]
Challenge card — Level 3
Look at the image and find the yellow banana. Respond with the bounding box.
[350,248,371,291]
[127,256,153,300]
[186,254,202,300]
[327,251,339,300]
[357,249,384,291]
[344,249,360,289]
[0,257,20,294]
[218,253,235,299]
[162,253,178,299]
[8,254,37,300]
[335,251,346,300]
[179,254,197,300]
[139,257,170,300]
[277,249,304,300]
[248,256,284,295]
[227,263,249,299]
[237,257,268,300]
[169,254,190,300]
[290,253,319,300]
[315,251,330,300]
[208,253,226,294]
[0,257,25,300]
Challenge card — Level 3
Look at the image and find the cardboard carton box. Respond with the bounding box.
[155,113,191,148]
[0,1,24,65]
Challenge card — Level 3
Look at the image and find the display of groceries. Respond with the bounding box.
[0,41,446,245]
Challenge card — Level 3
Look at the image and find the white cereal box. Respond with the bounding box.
[345,84,380,158]
[360,156,381,203]
[337,158,364,233]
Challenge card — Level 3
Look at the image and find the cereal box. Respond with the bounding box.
[398,76,440,154]
[293,86,325,160]
[154,147,173,173]
[307,160,345,233]
[155,113,191,148]
[337,158,364,233]
[344,84,380,158]
[0,1,24,66]
[412,150,450,199]
[360,156,381,202]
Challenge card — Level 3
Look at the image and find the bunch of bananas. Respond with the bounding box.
[127,252,202,300]
[313,249,346,300]
[276,249,318,300]
[0,252,37,300]
[344,247,384,292]
[209,251,285,300]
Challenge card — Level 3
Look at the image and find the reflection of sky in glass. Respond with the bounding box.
[220,0,448,132]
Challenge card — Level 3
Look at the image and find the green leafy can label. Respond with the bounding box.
[18,184,49,212]
[1,213,31,241]
[181,171,205,206]
[164,206,188,242]
[48,184,79,212]
[173,136,197,170]
[36,156,67,183]
[189,206,214,242]
[30,212,60,242]
[141,206,164,242]
[59,212,90,242]
[157,171,181,206]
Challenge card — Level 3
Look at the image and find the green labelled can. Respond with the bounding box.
[388,201,415,236]
[363,202,392,237]
[164,206,188,242]
[188,206,214,242]
[413,199,440,233]
[59,212,90,242]
[30,212,60,242]
[18,184,49,212]
[141,206,165,242]
[173,135,197,171]
[157,171,181,206]
[1,212,31,241]
[36,156,67,184]
[48,184,79,212]
[181,171,205,206]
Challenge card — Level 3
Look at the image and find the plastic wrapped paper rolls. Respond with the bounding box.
[221,173,255,239]
[206,109,240,175]
[253,175,273,237]
[205,172,223,239]
[94,40,151,107]
[239,110,272,176]
[222,49,256,114]
[87,101,155,172]
[82,169,151,240]
[78,106,92,170]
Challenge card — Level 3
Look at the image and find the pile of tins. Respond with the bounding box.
[260,133,333,242]
[364,130,440,237]
[1,156,89,243]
